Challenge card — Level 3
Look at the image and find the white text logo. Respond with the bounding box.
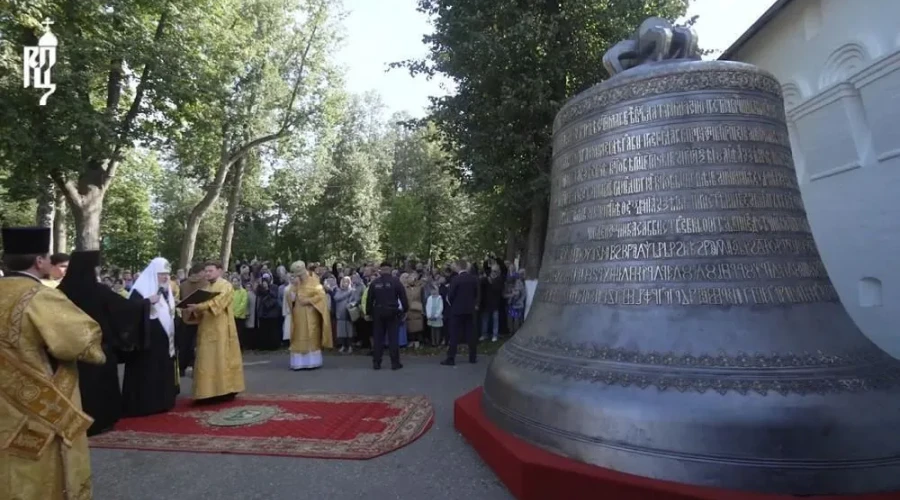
[23,19,58,106]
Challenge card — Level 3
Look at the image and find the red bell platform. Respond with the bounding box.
[454,387,900,500]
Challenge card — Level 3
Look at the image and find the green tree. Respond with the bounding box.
[153,167,226,267]
[397,0,691,275]
[168,0,343,271]
[228,151,277,267]
[0,0,233,250]
[284,91,391,263]
[0,171,36,253]
[267,82,347,263]
[381,119,473,263]
[102,151,161,270]
[380,192,425,261]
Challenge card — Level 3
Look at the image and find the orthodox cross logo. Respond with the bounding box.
[23,19,58,106]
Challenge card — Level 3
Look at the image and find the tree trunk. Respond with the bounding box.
[53,188,68,253]
[524,198,548,279]
[424,201,434,263]
[219,155,246,272]
[69,188,104,251]
[179,210,204,272]
[48,10,168,255]
[179,155,232,271]
[35,181,56,251]
[505,228,518,263]
[173,4,326,271]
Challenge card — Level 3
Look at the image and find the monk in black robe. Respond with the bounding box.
[58,251,148,436]
[122,257,179,416]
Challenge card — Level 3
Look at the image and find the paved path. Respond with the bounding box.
[92,352,513,500]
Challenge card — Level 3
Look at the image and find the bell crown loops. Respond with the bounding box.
[602,17,700,77]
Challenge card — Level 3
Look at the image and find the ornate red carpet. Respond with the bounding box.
[89,393,434,459]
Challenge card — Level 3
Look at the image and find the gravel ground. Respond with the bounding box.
[91,351,513,500]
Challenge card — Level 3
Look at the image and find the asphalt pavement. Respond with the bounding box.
[91,351,513,500]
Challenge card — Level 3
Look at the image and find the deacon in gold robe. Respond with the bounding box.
[286,260,333,370]
[0,227,106,500]
[184,261,245,402]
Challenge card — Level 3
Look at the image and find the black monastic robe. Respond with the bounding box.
[58,251,149,436]
[121,289,179,416]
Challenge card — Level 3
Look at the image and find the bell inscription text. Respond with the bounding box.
[541,79,834,307]
[540,261,828,285]
[555,123,791,170]
[556,145,796,189]
[553,96,786,150]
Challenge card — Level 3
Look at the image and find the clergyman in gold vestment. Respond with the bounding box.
[0,227,106,500]
[286,261,332,370]
[184,261,245,402]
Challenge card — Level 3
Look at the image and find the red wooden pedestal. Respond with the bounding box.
[454,387,900,500]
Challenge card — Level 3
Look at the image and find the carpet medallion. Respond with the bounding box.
[89,393,434,459]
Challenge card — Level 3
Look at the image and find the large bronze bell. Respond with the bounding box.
[483,17,900,495]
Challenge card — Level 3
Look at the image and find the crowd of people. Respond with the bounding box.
[14,252,530,375]
[7,250,530,373]
[215,257,528,359]
[0,224,531,499]
[59,256,529,363]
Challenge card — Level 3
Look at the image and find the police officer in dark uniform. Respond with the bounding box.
[365,261,409,370]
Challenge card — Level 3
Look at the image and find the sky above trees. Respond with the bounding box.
[335,0,778,117]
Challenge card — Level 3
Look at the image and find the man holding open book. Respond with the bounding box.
[182,260,245,403]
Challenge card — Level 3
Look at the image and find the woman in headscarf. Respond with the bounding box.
[349,273,366,348]
[121,257,179,416]
[332,276,355,353]
[58,250,148,435]
[255,273,283,350]
[404,272,425,349]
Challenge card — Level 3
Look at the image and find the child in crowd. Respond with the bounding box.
[426,285,444,347]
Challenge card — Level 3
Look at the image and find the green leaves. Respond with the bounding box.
[102,150,161,269]
[1,0,701,266]
[401,0,691,251]
[276,91,389,263]
[381,120,470,262]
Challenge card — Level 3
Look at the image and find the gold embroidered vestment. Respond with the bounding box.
[0,276,106,500]
[191,278,245,400]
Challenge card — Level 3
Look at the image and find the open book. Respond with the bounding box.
[176,289,220,309]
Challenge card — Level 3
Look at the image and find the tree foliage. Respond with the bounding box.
[396,0,692,271]
[101,150,160,270]
[0,0,236,248]
[381,120,476,262]
[277,91,390,263]
[2,0,691,269]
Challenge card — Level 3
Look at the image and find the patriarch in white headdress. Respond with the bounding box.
[130,257,176,356]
